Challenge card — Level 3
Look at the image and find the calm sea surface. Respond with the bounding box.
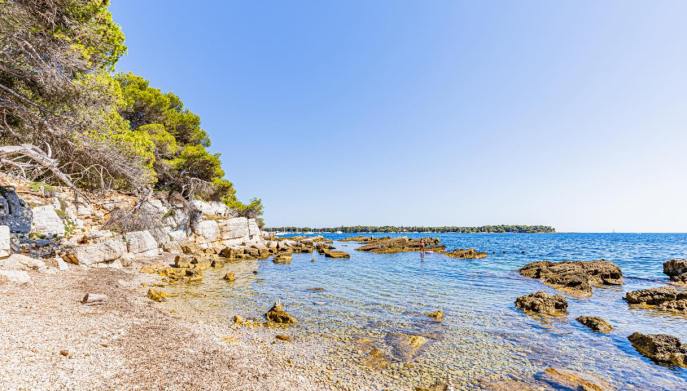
[170,233,687,389]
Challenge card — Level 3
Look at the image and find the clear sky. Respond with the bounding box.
[110,1,687,232]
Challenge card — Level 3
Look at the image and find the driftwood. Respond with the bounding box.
[0,144,75,189]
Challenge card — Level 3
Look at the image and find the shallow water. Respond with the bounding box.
[167,233,687,389]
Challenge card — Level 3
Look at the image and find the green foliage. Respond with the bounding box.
[229,198,264,219]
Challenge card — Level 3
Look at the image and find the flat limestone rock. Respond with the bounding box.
[519,260,623,296]
[0,225,10,258]
[515,291,568,317]
[628,332,687,368]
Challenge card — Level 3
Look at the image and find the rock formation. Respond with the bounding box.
[576,316,613,333]
[515,291,568,317]
[624,286,687,314]
[519,260,623,295]
[628,332,687,367]
[664,259,687,284]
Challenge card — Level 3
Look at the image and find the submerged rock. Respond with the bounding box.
[386,333,429,361]
[576,316,613,333]
[223,272,236,282]
[364,347,390,369]
[664,259,687,284]
[519,260,623,295]
[265,303,297,324]
[443,248,487,259]
[323,249,350,259]
[624,286,687,314]
[628,332,687,367]
[515,291,568,317]
[540,367,610,391]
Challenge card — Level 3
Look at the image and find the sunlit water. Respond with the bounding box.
[166,233,687,389]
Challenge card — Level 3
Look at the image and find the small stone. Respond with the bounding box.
[233,315,245,325]
[275,334,291,342]
[426,310,444,322]
[265,302,297,324]
[576,316,612,333]
[59,349,70,357]
[223,272,236,282]
[147,288,169,302]
[81,293,108,305]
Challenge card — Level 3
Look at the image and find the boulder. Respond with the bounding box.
[31,205,64,237]
[193,220,220,242]
[0,270,31,285]
[576,316,613,333]
[219,217,249,240]
[624,286,687,313]
[0,187,32,233]
[540,368,610,391]
[265,302,297,324]
[519,260,623,295]
[0,254,46,272]
[124,230,159,257]
[664,259,687,284]
[628,332,687,367]
[0,225,10,258]
[62,238,126,266]
[515,291,568,316]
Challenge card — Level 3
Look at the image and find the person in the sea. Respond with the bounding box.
[419,239,425,260]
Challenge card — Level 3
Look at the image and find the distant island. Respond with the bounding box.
[264,225,556,234]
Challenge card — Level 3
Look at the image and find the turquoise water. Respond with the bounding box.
[173,233,687,389]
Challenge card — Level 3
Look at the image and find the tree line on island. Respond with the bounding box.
[0,0,263,225]
[264,225,556,234]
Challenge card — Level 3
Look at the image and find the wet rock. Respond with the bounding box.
[540,367,610,391]
[0,225,10,258]
[519,260,623,295]
[324,250,350,259]
[147,288,169,302]
[576,316,613,333]
[664,259,687,284]
[0,187,32,233]
[628,332,687,367]
[306,287,325,292]
[265,302,297,324]
[81,293,108,305]
[0,270,31,285]
[426,310,444,322]
[443,248,487,259]
[624,286,687,313]
[386,333,429,361]
[272,253,292,264]
[515,291,568,316]
[223,272,236,282]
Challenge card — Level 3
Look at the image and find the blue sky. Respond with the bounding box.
[110,1,687,232]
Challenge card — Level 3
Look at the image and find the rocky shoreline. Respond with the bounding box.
[2,178,687,389]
